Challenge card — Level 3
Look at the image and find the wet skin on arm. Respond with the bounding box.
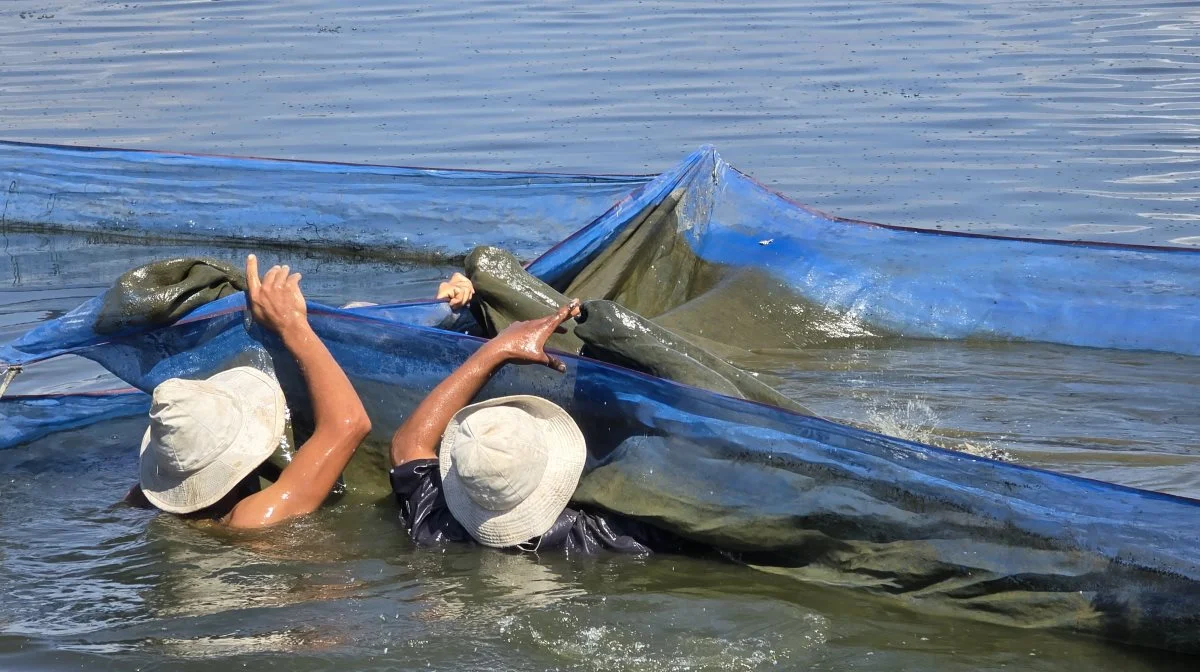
[389,299,581,468]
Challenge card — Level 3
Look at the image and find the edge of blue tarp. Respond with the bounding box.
[4,140,1200,356]
[9,290,1200,511]
[0,388,148,450]
[0,139,653,180]
[692,161,1200,354]
[279,146,1200,356]
[0,140,653,263]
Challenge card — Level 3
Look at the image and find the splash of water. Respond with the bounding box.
[860,396,1012,462]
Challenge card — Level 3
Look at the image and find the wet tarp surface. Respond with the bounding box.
[4,143,1200,653]
[0,390,148,450]
[0,140,649,262]
[463,245,807,413]
[94,258,246,334]
[6,296,1200,653]
[3,141,1198,360]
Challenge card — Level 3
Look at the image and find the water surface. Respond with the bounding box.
[3,0,1200,245]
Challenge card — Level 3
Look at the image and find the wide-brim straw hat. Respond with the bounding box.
[439,395,586,547]
[139,366,286,513]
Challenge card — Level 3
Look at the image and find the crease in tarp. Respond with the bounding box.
[0,388,148,450]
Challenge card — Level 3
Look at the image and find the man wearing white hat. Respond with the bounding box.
[389,299,685,554]
[126,255,372,528]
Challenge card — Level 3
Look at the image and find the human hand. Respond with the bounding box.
[484,299,580,372]
[436,272,475,309]
[246,254,309,338]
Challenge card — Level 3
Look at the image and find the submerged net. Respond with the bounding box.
[4,143,1200,653]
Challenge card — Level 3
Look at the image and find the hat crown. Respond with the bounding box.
[452,406,549,511]
[147,378,245,475]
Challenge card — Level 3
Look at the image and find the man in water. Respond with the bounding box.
[389,298,686,554]
[125,254,372,528]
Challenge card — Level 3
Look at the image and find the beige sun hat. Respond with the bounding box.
[439,395,586,548]
[139,366,286,514]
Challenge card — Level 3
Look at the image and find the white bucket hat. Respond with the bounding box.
[439,395,586,548]
[139,366,286,514]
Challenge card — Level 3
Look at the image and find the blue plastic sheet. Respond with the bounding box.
[3,142,1200,652]
[531,147,1200,355]
[0,389,148,451]
[3,141,1197,365]
[0,140,649,262]
[5,295,1200,652]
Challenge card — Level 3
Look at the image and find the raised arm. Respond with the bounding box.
[226,255,372,529]
[390,299,580,467]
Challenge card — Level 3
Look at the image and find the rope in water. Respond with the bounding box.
[0,365,20,398]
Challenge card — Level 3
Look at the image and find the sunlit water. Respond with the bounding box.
[2,0,1200,669]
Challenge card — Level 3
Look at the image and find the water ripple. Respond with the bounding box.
[0,0,1198,243]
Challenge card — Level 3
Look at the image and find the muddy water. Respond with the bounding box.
[2,0,1200,669]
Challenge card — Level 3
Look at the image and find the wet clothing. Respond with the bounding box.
[389,458,688,555]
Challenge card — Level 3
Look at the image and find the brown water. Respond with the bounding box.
[3,0,1200,669]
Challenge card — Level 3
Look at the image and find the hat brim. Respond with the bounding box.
[439,395,586,548]
[139,367,286,514]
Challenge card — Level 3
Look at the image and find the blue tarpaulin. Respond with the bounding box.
[2,141,1200,653]
[3,141,1197,360]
